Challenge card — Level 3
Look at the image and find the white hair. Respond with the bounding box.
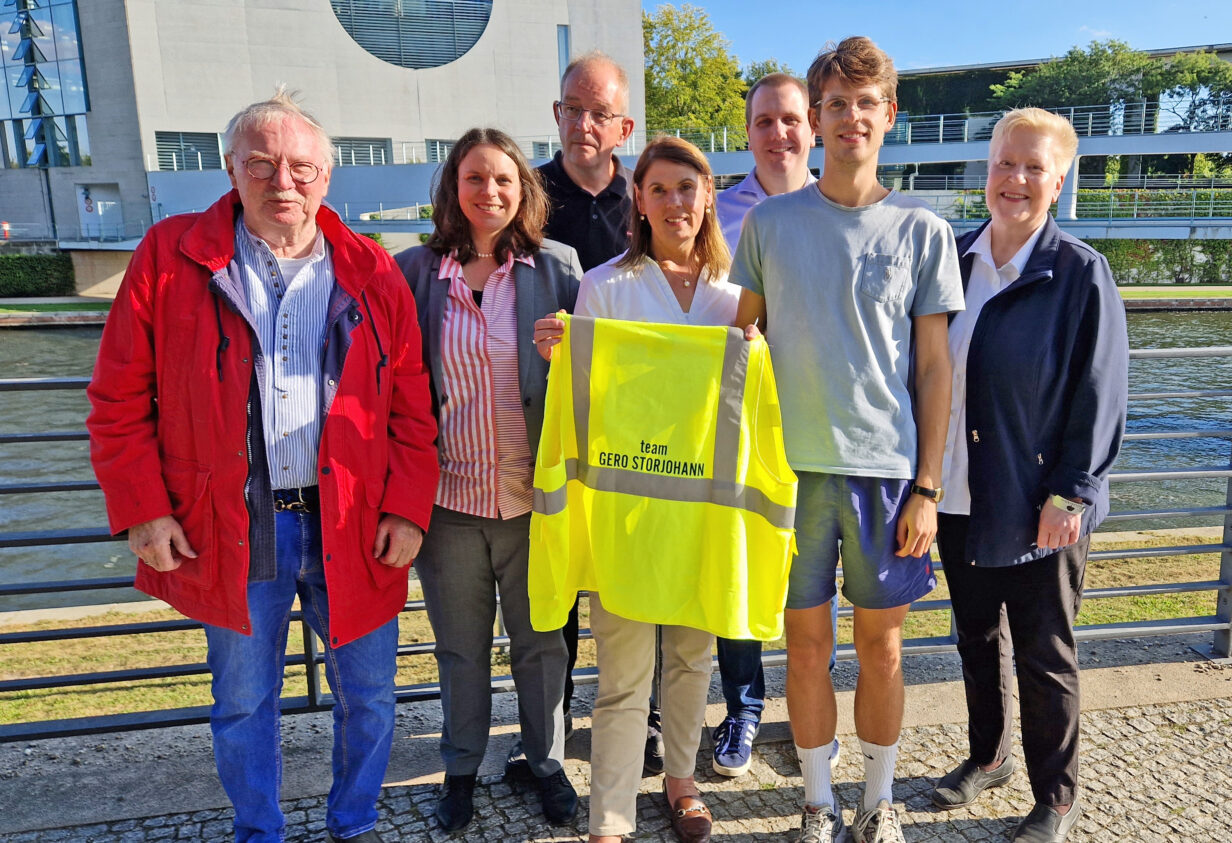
[223,84,335,167]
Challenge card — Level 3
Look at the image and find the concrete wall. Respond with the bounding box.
[0,170,54,238]
[70,249,133,298]
[125,0,645,165]
[0,0,645,243]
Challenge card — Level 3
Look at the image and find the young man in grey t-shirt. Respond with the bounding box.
[731,37,963,843]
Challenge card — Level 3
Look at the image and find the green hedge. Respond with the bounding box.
[0,253,75,297]
[1086,239,1232,284]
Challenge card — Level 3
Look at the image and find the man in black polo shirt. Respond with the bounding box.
[510,50,660,780]
[537,51,635,272]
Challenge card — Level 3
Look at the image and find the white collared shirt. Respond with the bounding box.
[940,222,1046,515]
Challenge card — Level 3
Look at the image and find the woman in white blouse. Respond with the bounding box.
[537,134,738,843]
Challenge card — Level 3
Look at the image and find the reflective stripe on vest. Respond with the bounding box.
[529,315,798,641]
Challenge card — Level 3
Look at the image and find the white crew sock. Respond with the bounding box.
[860,737,898,811]
[796,742,835,809]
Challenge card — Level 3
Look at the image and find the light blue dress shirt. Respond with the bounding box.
[234,217,334,489]
[716,166,818,253]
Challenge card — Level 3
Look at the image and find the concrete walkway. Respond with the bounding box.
[3,633,1230,841]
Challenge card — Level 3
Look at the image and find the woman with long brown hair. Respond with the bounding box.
[395,127,583,834]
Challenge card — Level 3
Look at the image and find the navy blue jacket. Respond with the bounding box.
[956,216,1128,567]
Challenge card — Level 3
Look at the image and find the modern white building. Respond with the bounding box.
[0,0,644,249]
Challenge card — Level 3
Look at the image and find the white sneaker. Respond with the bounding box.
[796,801,849,843]
[852,799,904,843]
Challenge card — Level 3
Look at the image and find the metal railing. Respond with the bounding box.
[1,347,1230,741]
[375,96,1232,164]
[894,174,1232,192]
[906,189,1232,224]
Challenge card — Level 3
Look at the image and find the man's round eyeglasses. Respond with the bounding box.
[554,101,623,128]
[813,96,892,115]
[244,157,322,185]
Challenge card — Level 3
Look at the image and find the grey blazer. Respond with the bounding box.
[394,239,582,456]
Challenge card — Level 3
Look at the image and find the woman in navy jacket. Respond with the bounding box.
[929,108,1128,843]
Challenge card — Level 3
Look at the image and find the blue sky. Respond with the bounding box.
[641,1,1232,72]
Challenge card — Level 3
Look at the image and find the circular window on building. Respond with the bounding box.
[329,0,494,70]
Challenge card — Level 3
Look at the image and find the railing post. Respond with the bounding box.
[302,616,324,706]
[1215,438,1232,658]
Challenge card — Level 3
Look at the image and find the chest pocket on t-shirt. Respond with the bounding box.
[858,253,911,303]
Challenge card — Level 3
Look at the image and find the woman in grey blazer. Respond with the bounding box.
[395,127,582,834]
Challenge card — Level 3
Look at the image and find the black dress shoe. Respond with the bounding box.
[1012,796,1082,842]
[504,738,534,783]
[931,757,1015,809]
[435,773,476,832]
[329,831,383,843]
[537,768,579,825]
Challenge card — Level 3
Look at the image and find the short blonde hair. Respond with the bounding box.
[990,107,1079,175]
[223,84,335,168]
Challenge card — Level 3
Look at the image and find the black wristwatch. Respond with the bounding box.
[909,483,944,504]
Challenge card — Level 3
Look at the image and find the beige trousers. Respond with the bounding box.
[587,592,714,836]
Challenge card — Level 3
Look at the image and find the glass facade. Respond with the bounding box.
[329,0,493,70]
[0,0,89,168]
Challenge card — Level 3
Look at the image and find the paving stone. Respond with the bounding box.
[18,695,1232,841]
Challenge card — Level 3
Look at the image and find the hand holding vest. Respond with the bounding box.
[528,315,798,640]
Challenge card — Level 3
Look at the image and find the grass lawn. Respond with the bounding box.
[0,535,1220,726]
[0,302,111,313]
[1119,286,1232,299]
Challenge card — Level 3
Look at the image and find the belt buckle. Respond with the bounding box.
[274,489,309,513]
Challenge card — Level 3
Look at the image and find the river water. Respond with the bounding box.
[1,313,1229,610]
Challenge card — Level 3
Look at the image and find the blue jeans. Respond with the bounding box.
[204,508,398,842]
[716,593,838,722]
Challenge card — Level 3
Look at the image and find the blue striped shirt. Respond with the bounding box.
[234,217,334,489]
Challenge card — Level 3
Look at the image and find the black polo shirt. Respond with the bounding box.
[537,151,633,272]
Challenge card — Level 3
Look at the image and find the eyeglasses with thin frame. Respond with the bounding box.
[244,156,322,185]
[554,101,624,128]
[813,95,892,115]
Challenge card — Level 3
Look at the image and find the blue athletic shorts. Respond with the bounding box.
[786,471,937,611]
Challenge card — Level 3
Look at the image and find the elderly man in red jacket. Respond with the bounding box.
[87,88,438,843]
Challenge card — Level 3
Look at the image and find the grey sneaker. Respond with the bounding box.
[796,802,848,843]
[852,799,904,843]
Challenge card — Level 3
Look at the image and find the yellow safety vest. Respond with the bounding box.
[529,315,797,641]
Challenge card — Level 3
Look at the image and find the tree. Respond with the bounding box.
[1152,49,1232,132]
[643,4,747,133]
[990,40,1232,132]
[989,40,1155,109]
[743,58,798,87]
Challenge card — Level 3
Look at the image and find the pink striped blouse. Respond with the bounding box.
[435,251,535,519]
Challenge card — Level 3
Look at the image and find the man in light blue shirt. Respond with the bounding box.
[717,73,817,252]
[732,38,962,843]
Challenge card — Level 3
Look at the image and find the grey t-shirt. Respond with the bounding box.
[730,185,964,478]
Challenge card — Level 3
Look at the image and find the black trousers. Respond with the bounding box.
[937,513,1088,807]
